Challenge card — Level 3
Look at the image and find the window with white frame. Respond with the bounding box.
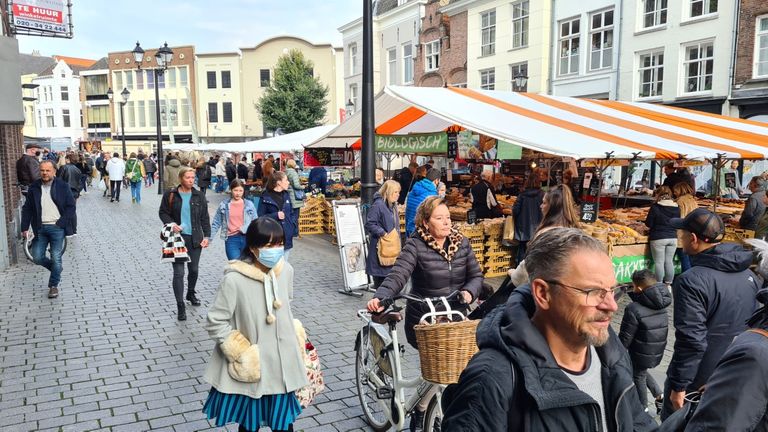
[62,109,71,127]
[590,9,614,70]
[403,43,414,84]
[60,86,69,101]
[349,84,358,113]
[45,108,54,127]
[756,15,768,78]
[559,18,580,75]
[387,48,397,85]
[638,50,664,98]
[138,101,146,127]
[642,0,667,28]
[480,68,495,90]
[349,43,358,75]
[510,62,528,91]
[690,0,717,18]
[512,1,529,49]
[683,41,714,93]
[481,9,496,56]
[425,40,440,71]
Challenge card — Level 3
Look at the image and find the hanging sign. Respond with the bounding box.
[374,133,448,154]
[447,132,458,159]
[10,0,73,38]
[303,149,354,167]
[724,172,737,189]
[496,140,522,160]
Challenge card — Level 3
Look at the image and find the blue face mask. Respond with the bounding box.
[257,246,284,268]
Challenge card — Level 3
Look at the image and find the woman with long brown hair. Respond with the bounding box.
[538,184,581,232]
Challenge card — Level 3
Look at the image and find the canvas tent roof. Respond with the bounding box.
[164,124,336,153]
[306,86,768,160]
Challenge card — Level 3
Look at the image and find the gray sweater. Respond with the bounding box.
[204,259,308,398]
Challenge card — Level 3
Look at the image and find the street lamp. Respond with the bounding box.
[513,73,529,92]
[130,41,173,194]
[107,87,131,157]
[161,107,177,145]
[345,99,355,119]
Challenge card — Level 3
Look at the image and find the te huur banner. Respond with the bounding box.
[375,133,448,154]
[304,149,354,167]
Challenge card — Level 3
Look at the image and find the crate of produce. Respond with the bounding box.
[724,228,755,243]
[484,268,509,278]
[486,243,512,255]
[485,254,513,268]
[457,223,484,239]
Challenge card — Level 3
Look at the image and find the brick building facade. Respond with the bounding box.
[0,123,23,266]
[731,0,768,120]
[413,0,467,87]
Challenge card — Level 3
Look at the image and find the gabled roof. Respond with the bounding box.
[18,53,56,75]
[87,57,109,70]
[376,0,399,15]
[53,55,97,68]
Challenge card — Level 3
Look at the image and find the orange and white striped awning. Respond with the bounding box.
[307,86,768,160]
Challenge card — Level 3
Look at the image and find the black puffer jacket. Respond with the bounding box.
[512,188,544,242]
[441,284,657,432]
[645,201,680,240]
[668,243,760,393]
[619,283,672,370]
[374,229,483,348]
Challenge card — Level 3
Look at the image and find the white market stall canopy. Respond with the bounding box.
[164,124,337,153]
[306,86,768,160]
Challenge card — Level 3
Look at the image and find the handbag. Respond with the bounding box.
[294,320,325,408]
[294,189,306,201]
[502,215,518,246]
[377,228,401,267]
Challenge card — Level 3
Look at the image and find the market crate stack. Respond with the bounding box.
[298,196,326,235]
[481,219,512,278]
[457,223,485,271]
[724,227,755,243]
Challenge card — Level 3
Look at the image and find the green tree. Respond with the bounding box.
[256,49,330,134]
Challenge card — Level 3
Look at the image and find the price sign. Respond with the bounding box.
[467,209,477,225]
[724,172,736,189]
[447,133,458,159]
[580,203,597,223]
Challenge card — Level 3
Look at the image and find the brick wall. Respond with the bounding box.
[0,122,23,265]
[734,0,768,85]
[414,1,467,87]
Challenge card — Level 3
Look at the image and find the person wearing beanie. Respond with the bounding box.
[405,168,440,236]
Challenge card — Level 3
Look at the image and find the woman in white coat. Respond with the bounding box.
[105,152,126,202]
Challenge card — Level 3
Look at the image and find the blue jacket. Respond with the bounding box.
[258,190,295,250]
[210,198,257,241]
[405,179,436,236]
[364,193,399,277]
[308,167,327,194]
[512,188,544,242]
[21,178,76,236]
[667,243,760,393]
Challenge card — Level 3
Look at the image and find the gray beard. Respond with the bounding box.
[583,329,610,347]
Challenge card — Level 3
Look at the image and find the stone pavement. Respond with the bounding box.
[0,183,673,432]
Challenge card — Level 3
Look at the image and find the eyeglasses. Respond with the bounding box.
[543,280,616,307]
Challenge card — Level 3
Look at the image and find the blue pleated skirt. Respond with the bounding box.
[202,387,302,431]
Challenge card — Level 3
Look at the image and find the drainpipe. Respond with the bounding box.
[613,0,624,100]
[548,0,556,95]
[727,1,741,117]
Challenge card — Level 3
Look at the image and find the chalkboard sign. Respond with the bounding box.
[588,177,600,197]
[447,133,458,159]
[725,172,736,189]
[467,209,477,225]
[580,202,597,223]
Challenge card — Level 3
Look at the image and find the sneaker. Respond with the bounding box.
[409,410,424,432]
[47,287,59,298]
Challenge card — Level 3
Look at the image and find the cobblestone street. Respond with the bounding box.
[0,184,672,431]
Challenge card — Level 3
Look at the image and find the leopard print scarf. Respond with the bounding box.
[416,225,464,262]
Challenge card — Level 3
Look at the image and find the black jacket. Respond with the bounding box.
[225,161,237,182]
[619,283,672,370]
[441,284,657,432]
[667,243,760,392]
[374,230,483,348]
[471,180,500,220]
[21,178,76,236]
[257,190,296,250]
[644,202,680,240]
[196,165,212,187]
[741,190,767,231]
[237,163,249,180]
[57,163,82,194]
[512,188,544,242]
[16,154,40,186]
[158,188,211,247]
[252,162,263,181]
[397,167,415,205]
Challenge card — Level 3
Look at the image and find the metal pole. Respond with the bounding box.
[119,102,126,157]
[360,0,376,206]
[155,68,164,194]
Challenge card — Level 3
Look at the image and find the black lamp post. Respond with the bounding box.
[131,41,173,194]
[513,73,529,92]
[361,0,376,206]
[108,87,131,157]
[345,99,355,120]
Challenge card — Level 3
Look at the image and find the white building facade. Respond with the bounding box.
[618,0,737,114]
[32,60,84,146]
[464,0,552,93]
[195,52,243,142]
[550,0,620,99]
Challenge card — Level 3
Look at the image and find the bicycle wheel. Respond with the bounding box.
[424,392,443,432]
[24,234,68,262]
[355,330,392,432]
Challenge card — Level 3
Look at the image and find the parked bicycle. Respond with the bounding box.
[355,291,465,431]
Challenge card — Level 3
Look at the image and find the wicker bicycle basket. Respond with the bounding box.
[414,319,479,384]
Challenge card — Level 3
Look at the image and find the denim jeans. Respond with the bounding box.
[650,238,677,284]
[215,176,226,193]
[130,180,142,203]
[172,235,202,304]
[676,248,691,273]
[146,172,155,186]
[633,365,662,407]
[224,234,246,260]
[32,224,66,288]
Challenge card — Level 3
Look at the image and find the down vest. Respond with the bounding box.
[619,283,672,370]
[374,229,483,348]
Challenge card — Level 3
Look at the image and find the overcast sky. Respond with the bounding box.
[17,0,361,58]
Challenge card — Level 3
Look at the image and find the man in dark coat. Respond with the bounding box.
[470,170,501,219]
[308,166,327,194]
[661,208,760,419]
[21,160,76,299]
[225,158,237,186]
[237,157,249,180]
[619,269,672,412]
[16,143,41,193]
[441,228,656,432]
[397,162,418,205]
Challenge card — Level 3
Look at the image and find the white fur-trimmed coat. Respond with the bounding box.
[204,259,308,398]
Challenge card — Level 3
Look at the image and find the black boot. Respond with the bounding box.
[186,292,201,306]
[410,409,424,432]
[177,302,187,321]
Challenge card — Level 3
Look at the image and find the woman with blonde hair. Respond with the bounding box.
[646,185,680,285]
[364,180,401,289]
[672,182,697,272]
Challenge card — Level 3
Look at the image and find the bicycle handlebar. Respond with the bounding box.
[377,290,461,311]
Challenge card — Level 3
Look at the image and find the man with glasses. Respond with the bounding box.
[660,208,759,419]
[442,228,655,431]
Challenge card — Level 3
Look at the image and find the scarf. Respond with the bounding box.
[160,223,190,263]
[416,225,463,262]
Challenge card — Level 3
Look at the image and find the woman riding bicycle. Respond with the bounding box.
[367,195,483,430]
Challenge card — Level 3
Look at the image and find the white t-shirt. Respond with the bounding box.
[562,346,608,432]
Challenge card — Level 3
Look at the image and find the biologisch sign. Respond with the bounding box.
[375,133,448,154]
